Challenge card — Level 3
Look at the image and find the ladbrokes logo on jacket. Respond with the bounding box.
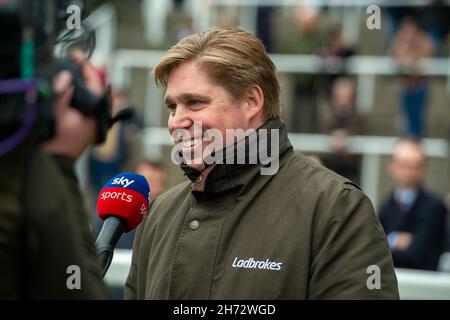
[232,257,283,271]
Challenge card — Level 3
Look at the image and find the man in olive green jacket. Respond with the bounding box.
[125,27,399,299]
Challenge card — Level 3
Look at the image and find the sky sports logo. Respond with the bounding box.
[232,257,283,271]
[109,176,151,203]
[100,191,133,203]
[99,176,137,203]
[111,176,135,188]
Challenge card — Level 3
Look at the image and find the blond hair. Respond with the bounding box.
[154,27,281,118]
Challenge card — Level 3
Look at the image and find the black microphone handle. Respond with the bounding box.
[95,216,126,279]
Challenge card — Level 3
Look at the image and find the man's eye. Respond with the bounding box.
[188,100,201,107]
[167,104,176,113]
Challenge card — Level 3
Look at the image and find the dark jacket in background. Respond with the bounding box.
[0,141,108,299]
[379,187,448,271]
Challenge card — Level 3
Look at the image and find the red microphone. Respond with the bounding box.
[96,173,150,278]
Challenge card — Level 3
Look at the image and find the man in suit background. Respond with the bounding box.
[379,138,447,271]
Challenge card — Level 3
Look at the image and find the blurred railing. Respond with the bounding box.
[112,49,450,115]
[105,249,450,299]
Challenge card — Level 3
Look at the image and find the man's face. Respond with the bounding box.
[388,143,425,189]
[165,61,251,170]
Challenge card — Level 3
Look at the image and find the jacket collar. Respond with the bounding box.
[390,186,425,213]
[179,117,291,196]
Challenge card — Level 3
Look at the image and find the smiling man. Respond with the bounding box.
[124,27,399,299]
[165,61,259,167]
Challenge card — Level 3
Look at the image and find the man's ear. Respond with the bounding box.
[244,85,265,123]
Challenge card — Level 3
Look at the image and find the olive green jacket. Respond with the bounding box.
[125,118,399,299]
[0,142,108,299]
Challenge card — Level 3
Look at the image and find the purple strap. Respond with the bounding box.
[0,78,38,157]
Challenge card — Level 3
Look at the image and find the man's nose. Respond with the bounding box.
[168,105,193,132]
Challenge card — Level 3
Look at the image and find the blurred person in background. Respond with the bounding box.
[0,51,108,299]
[164,0,195,46]
[136,160,168,200]
[320,78,363,185]
[322,129,361,186]
[383,7,413,52]
[384,2,449,55]
[415,1,450,56]
[390,16,434,140]
[319,24,356,98]
[321,77,365,135]
[378,138,447,271]
[280,5,326,133]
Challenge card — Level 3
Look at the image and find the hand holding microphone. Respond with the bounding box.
[96,173,151,278]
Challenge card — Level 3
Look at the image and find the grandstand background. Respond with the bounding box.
[77,0,450,299]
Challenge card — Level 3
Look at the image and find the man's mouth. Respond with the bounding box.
[180,137,203,149]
